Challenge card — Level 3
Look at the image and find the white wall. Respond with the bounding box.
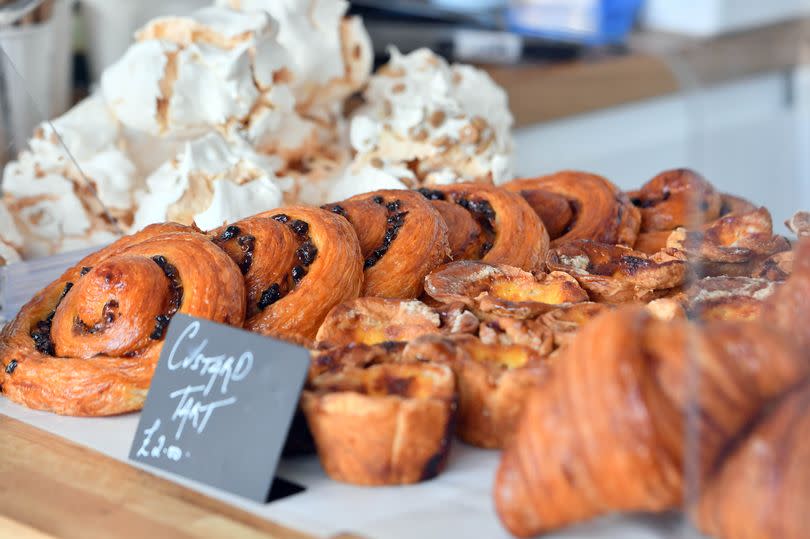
[513,69,810,233]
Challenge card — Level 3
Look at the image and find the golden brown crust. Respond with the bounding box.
[422,184,550,272]
[322,190,449,298]
[302,362,456,485]
[478,317,554,355]
[633,230,672,255]
[504,171,640,247]
[751,250,793,281]
[424,260,588,319]
[668,207,791,277]
[547,240,688,303]
[719,193,758,217]
[403,335,548,449]
[760,238,810,354]
[0,224,246,416]
[627,168,721,232]
[212,206,364,345]
[494,307,808,537]
[427,199,484,260]
[540,302,612,349]
[315,298,442,348]
[694,383,810,539]
[686,276,778,322]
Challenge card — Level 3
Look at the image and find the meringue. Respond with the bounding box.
[337,47,514,195]
[131,132,289,231]
[218,0,373,109]
[102,6,295,147]
[0,201,22,265]
[2,94,133,257]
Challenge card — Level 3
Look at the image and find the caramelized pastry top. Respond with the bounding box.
[308,362,455,401]
[504,171,640,247]
[628,168,721,232]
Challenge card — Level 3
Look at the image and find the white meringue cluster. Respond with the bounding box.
[1,1,515,260]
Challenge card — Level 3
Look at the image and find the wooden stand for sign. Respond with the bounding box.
[0,415,319,539]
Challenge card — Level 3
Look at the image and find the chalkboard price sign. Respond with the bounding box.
[129,314,309,502]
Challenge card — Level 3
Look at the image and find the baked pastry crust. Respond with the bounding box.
[694,383,810,539]
[212,206,364,345]
[419,183,549,272]
[504,171,640,247]
[315,297,443,348]
[0,224,246,416]
[494,307,808,537]
[424,260,588,319]
[627,168,721,231]
[686,276,778,321]
[322,190,449,298]
[302,361,457,485]
[547,240,688,303]
[404,335,548,449]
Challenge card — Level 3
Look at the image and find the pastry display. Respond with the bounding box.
[211,206,363,345]
[0,223,246,415]
[1,148,808,535]
[322,190,449,298]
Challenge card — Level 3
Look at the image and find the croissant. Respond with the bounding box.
[693,382,810,539]
[417,183,549,272]
[322,190,449,298]
[503,171,640,247]
[211,206,364,345]
[494,306,808,537]
[0,224,246,416]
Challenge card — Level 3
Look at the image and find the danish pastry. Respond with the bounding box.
[628,168,721,231]
[417,183,549,272]
[322,190,449,298]
[546,240,688,303]
[0,224,246,415]
[503,171,640,247]
[302,361,457,485]
[211,206,364,345]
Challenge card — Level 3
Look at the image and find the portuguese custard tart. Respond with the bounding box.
[667,207,790,277]
[417,183,549,272]
[315,297,443,348]
[0,224,246,416]
[685,276,779,322]
[547,240,688,303]
[478,317,554,356]
[322,190,450,298]
[404,334,548,449]
[540,302,612,349]
[308,341,406,382]
[211,206,364,345]
[424,260,588,319]
[503,171,640,247]
[302,361,457,485]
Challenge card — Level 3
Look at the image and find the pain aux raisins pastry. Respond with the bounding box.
[424,260,588,319]
[302,361,457,485]
[417,183,549,272]
[404,334,548,449]
[322,190,449,298]
[503,171,640,248]
[546,240,688,303]
[211,206,363,345]
[0,224,246,416]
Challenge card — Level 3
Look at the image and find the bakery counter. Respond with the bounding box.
[488,16,810,127]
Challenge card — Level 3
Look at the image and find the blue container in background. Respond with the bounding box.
[506,0,644,45]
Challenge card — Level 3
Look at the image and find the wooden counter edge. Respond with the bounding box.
[487,17,810,127]
[0,414,316,539]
